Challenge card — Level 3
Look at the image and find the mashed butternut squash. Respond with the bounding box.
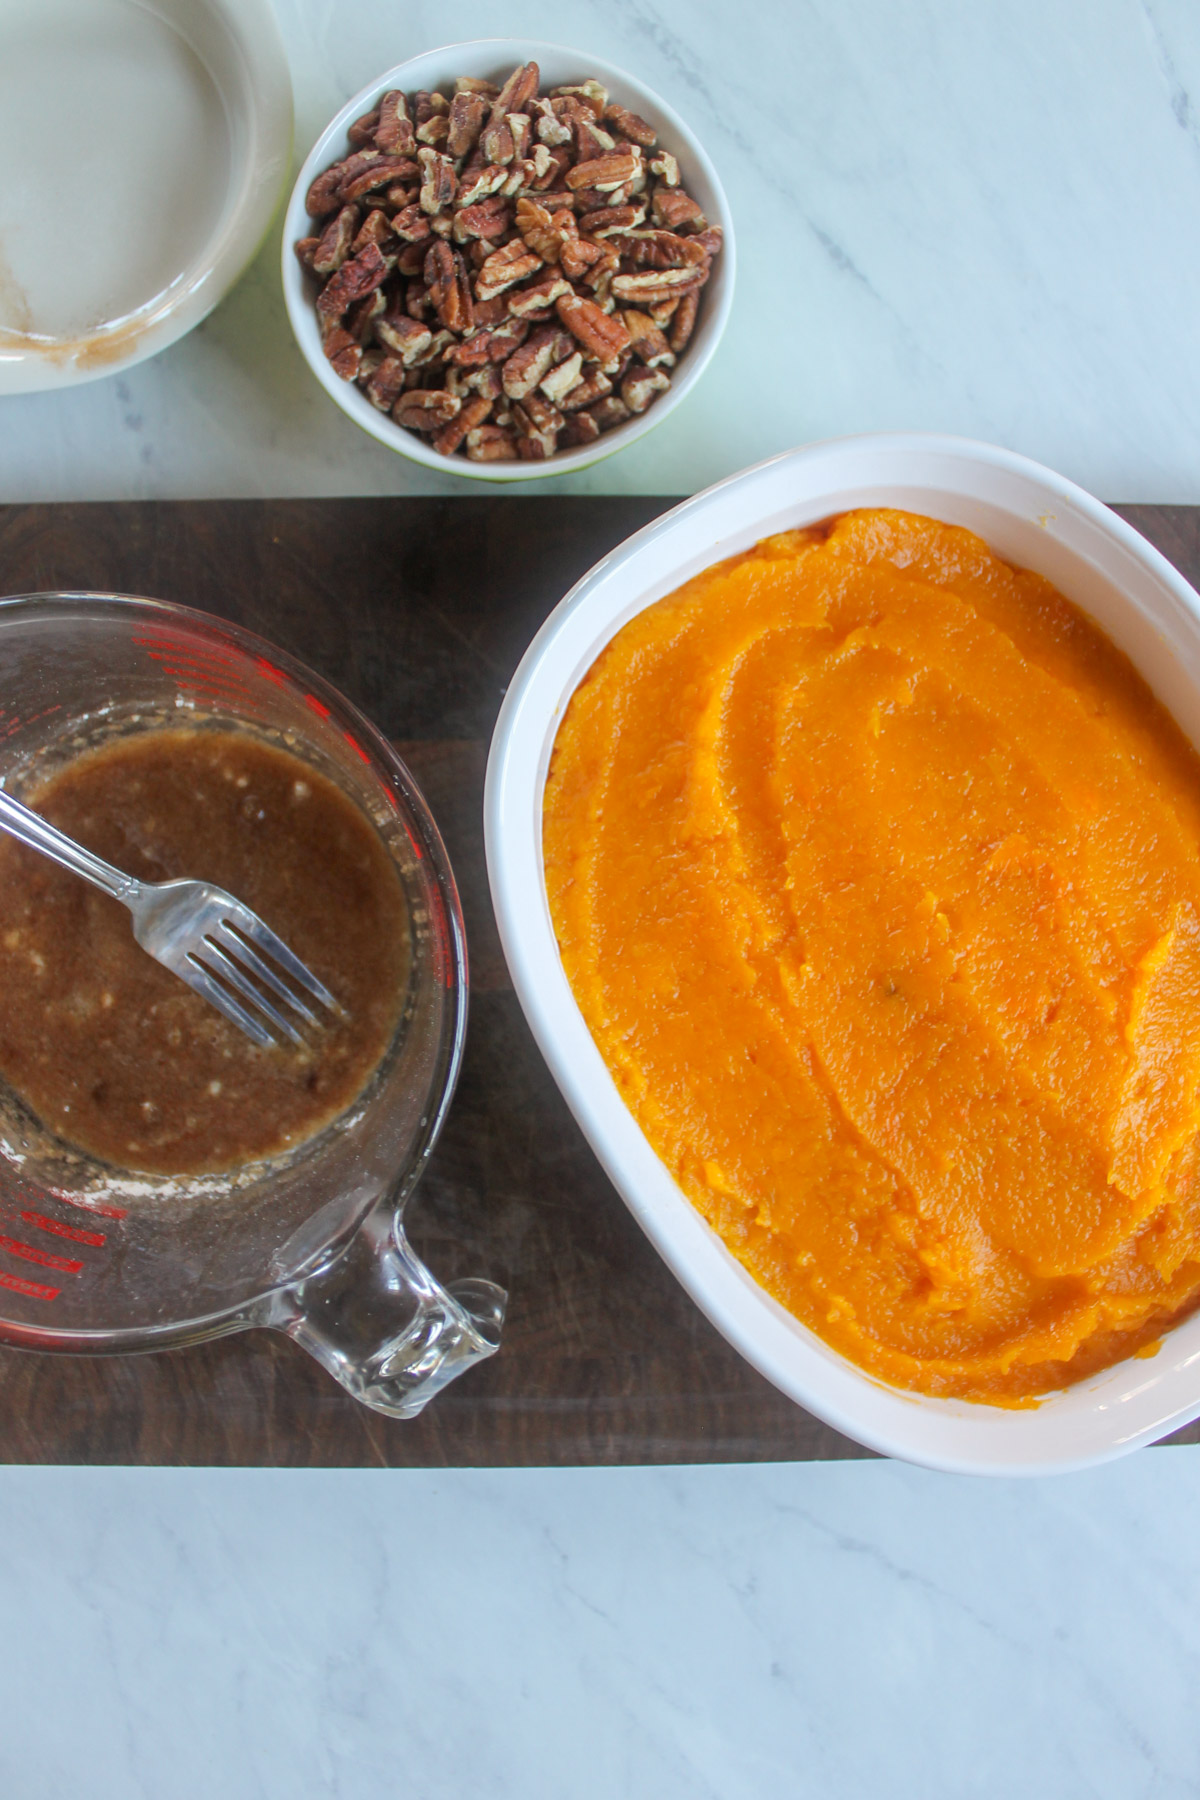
[543,509,1200,1403]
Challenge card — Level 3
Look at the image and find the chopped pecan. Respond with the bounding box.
[539,350,584,404]
[413,90,448,126]
[565,149,640,191]
[396,242,426,277]
[507,272,572,317]
[517,391,565,435]
[405,279,431,321]
[550,80,607,117]
[376,311,433,364]
[559,368,612,411]
[561,409,601,447]
[457,163,509,207]
[622,365,671,413]
[471,295,510,326]
[306,165,345,218]
[514,198,572,262]
[509,114,533,159]
[412,327,457,367]
[574,114,617,161]
[351,208,393,254]
[447,89,487,158]
[345,288,385,341]
[315,242,388,318]
[532,98,572,146]
[394,389,460,431]
[467,424,518,461]
[648,148,680,187]
[560,233,606,282]
[466,362,505,401]
[348,106,381,147]
[455,76,499,97]
[586,394,632,432]
[365,354,408,411]
[418,148,457,215]
[390,202,432,243]
[416,115,450,147]
[475,239,543,300]
[556,291,631,368]
[433,394,493,456]
[502,155,539,197]
[384,181,418,209]
[652,187,705,231]
[323,327,362,380]
[603,103,657,147]
[532,145,573,189]
[376,92,416,154]
[424,241,474,333]
[294,236,319,271]
[622,309,675,368]
[313,205,359,274]
[691,225,724,261]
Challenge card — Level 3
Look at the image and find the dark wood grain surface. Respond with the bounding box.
[0,497,1197,1466]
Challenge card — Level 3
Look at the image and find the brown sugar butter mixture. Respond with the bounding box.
[0,730,410,1175]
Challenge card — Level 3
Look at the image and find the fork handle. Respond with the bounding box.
[0,787,140,905]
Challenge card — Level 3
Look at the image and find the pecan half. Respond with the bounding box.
[556,292,631,368]
[313,205,359,275]
[565,149,640,191]
[366,355,408,411]
[539,350,584,405]
[668,291,699,353]
[457,163,509,207]
[390,202,432,243]
[375,311,433,364]
[394,389,461,431]
[418,148,457,215]
[578,204,646,238]
[447,89,487,159]
[348,106,381,147]
[433,394,493,456]
[475,239,543,300]
[322,327,361,379]
[424,241,474,333]
[342,153,418,203]
[610,267,704,304]
[603,103,657,147]
[652,187,705,231]
[466,424,519,461]
[559,368,612,411]
[502,322,568,399]
[315,242,388,318]
[507,272,572,318]
[376,91,416,154]
[453,194,512,241]
[493,61,540,116]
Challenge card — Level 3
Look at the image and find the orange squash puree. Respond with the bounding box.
[543,509,1200,1404]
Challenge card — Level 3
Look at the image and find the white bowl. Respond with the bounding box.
[485,432,1200,1476]
[281,38,735,483]
[0,0,292,395]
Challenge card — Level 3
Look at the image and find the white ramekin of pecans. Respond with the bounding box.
[281,41,735,480]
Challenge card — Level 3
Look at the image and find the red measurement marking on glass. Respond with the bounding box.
[47,1190,127,1222]
[305,693,332,719]
[0,1271,58,1302]
[342,730,371,765]
[0,1234,82,1275]
[255,656,289,688]
[20,1212,105,1249]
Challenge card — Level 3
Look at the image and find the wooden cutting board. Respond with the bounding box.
[0,497,1197,1466]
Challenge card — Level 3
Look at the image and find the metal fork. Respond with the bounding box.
[0,786,339,1050]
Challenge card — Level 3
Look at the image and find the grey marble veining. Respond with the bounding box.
[1,0,1198,502]
[1,1454,1198,1799]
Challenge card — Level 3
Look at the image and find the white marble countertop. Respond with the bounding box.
[3,4,1200,1795]
[3,0,1199,503]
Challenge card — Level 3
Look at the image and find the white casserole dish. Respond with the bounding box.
[484,432,1200,1475]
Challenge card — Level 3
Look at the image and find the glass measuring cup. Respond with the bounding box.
[0,591,504,1415]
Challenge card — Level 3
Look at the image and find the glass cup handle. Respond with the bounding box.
[264,1203,506,1418]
